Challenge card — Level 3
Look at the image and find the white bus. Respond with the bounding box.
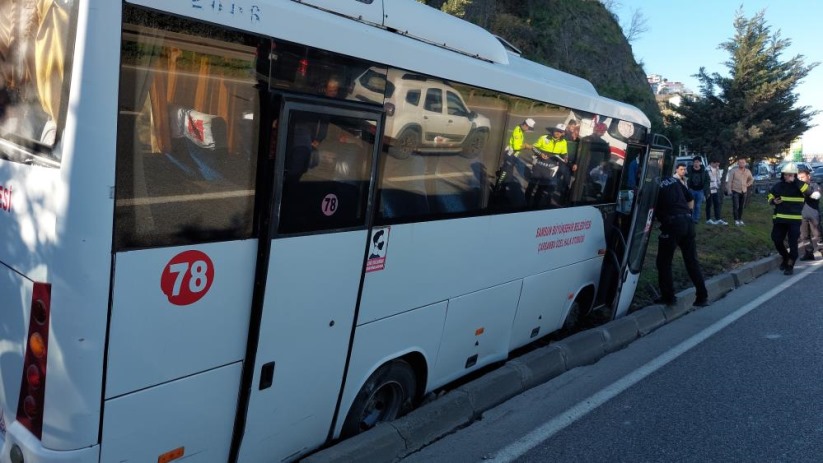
[0,1,670,462]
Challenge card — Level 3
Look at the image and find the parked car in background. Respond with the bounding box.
[812,166,823,186]
[752,162,773,193]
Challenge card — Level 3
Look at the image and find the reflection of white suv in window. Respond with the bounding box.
[352,68,491,158]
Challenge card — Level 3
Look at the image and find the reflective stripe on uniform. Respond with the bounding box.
[774,213,802,220]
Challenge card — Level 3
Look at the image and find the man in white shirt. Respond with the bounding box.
[705,160,727,225]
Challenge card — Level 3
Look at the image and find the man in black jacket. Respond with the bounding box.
[686,156,710,224]
[655,163,709,307]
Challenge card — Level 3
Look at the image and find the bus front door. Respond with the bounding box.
[235,98,383,463]
[612,146,666,318]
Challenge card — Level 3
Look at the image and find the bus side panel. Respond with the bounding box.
[106,241,255,398]
[41,0,121,451]
[430,281,522,387]
[100,363,241,462]
[335,301,448,439]
[510,258,603,351]
[359,208,606,324]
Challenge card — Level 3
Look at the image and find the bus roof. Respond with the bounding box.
[134,0,651,128]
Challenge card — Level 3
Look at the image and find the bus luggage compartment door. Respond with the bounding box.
[104,241,256,457]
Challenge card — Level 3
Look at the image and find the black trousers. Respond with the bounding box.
[771,220,801,263]
[705,192,722,220]
[731,191,746,221]
[656,217,708,302]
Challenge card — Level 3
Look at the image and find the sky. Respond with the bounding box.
[616,0,823,155]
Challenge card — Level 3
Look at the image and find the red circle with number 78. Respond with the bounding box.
[160,250,215,305]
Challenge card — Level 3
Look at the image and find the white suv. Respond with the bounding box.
[352,68,491,158]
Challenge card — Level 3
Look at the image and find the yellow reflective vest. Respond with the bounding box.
[533,135,567,156]
[509,125,526,153]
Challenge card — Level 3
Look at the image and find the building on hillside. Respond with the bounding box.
[646,74,689,95]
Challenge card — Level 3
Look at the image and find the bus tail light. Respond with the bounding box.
[16,282,51,440]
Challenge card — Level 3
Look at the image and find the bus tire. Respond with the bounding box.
[562,299,582,332]
[341,359,417,438]
[389,129,420,160]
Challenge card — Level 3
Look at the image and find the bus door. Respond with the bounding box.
[612,144,667,318]
[235,98,383,462]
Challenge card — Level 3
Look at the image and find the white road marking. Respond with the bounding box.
[488,261,822,462]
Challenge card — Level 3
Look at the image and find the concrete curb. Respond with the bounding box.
[303,254,784,463]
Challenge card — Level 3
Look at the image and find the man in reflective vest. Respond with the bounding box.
[494,118,535,189]
[532,123,568,155]
[527,123,570,207]
[768,162,821,275]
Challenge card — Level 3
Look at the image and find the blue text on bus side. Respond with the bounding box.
[192,0,261,22]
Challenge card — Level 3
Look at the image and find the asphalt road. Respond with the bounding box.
[399,260,823,463]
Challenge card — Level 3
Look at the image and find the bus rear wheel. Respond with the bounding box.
[341,359,417,438]
[561,300,582,333]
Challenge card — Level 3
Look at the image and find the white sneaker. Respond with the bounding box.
[735,220,741,226]
[739,220,745,226]
[706,219,716,225]
[717,219,728,225]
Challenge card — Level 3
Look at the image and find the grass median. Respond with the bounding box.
[632,194,775,310]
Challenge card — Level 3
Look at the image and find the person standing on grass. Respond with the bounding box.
[705,159,727,225]
[768,162,821,275]
[654,162,709,307]
[686,156,710,224]
[727,157,754,226]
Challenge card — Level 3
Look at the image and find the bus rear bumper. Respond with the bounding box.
[0,422,99,463]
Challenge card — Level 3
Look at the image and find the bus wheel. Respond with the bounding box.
[562,300,582,333]
[389,129,419,160]
[461,131,487,158]
[341,360,417,437]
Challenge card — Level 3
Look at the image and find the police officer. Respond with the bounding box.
[655,162,709,307]
[526,124,571,208]
[494,118,535,189]
[532,123,568,155]
[768,162,821,275]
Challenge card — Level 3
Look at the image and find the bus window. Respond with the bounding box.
[0,0,78,162]
[375,69,507,222]
[114,8,263,249]
[277,109,376,234]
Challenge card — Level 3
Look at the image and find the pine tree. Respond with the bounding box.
[679,9,818,166]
